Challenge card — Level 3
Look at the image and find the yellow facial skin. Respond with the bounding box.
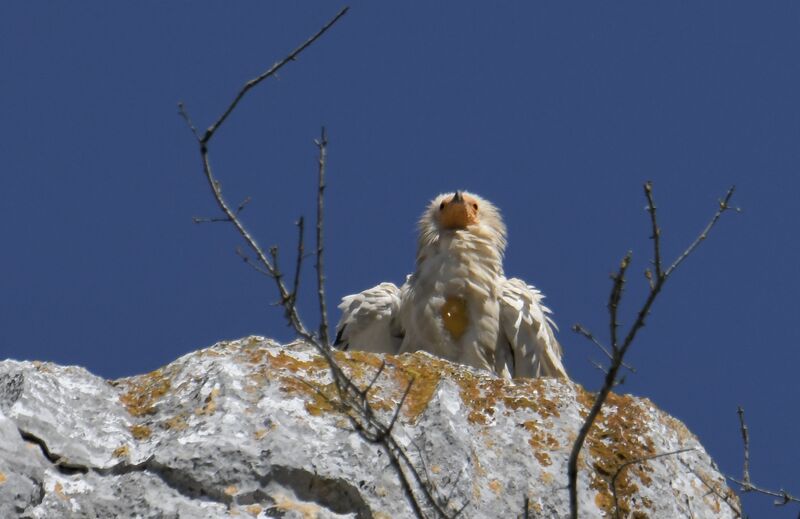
[438,192,480,230]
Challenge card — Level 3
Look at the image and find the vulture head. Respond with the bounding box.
[417,191,507,261]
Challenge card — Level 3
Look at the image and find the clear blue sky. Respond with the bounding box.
[2,3,798,516]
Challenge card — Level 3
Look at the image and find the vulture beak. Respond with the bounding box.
[440,191,478,229]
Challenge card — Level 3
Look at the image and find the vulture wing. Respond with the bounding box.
[497,278,567,379]
[334,282,403,354]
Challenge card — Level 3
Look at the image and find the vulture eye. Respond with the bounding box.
[439,201,446,210]
[472,203,479,211]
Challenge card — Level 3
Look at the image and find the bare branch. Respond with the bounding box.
[192,215,231,224]
[178,9,350,345]
[737,406,751,489]
[608,251,632,351]
[362,361,387,398]
[291,216,305,305]
[177,102,199,140]
[193,196,250,223]
[610,448,696,518]
[315,126,331,346]
[183,8,460,516]
[235,247,272,278]
[682,459,743,518]
[235,196,252,214]
[664,186,736,278]
[725,407,800,508]
[568,183,737,519]
[572,323,635,373]
[200,7,350,144]
[643,181,663,278]
[685,495,695,519]
[386,379,414,436]
[589,359,608,375]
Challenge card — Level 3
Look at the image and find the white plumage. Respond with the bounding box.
[335,191,567,379]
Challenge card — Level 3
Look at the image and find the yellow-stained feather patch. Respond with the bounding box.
[441,296,468,340]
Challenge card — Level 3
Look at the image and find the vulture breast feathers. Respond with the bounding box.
[335,191,567,380]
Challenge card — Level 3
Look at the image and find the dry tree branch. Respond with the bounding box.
[738,406,751,490]
[200,8,349,144]
[572,323,635,374]
[235,247,272,278]
[193,197,251,223]
[682,459,744,518]
[725,407,800,509]
[568,182,737,519]
[290,217,305,306]
[610,448,697,518]
[320,366,454,518]
[177,6,349,344]
[180,8,457,517]
[315,127,331,346]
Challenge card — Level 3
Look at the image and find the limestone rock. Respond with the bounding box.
[0,337,738,518]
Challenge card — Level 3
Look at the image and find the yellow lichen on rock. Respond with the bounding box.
[577,388,659,517]
[119,369,171,417]
[131,424,152,440]
[112,444,130,458]
[164,414,188,431]
[195,387,219,416]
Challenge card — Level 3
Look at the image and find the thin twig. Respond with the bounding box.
[179,9,352,344]
[643,181,663,278]
[389,434,455,518]
[182,8,457,516]
[177,102,199,140]
[567,183,737,519]
[328,370,454,517]
[384,379,414,438]
[315,126,331,345]
[572,323,636,373]
[444,468,466,512]
[363,361,387,397]
[682,459,743,518]
[608,252,631,350]
[192,215,231,224]
[200,7,349,144]
[589,359,609,375]
[236,247,272,277]
[236,196,252,214]
[728,476,800,507]
[664,186,737,278]
[685,495,695,519]
[291,217,305,304]
[610,448,696,518]
[193,196,250,223]
[726,407,800,508]
[738,406,751,489]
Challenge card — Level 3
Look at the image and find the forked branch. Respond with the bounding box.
[610,448,696,518]
[568,182,737,519]
[177,8,348,345]
[180,8,457,517]
[201,8,349,144]
[725,407,800,509]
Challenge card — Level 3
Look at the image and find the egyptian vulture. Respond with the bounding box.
[335,191,567,379]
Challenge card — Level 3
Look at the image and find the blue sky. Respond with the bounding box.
[2,2,798,516]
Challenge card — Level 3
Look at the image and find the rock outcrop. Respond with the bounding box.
[0,337,738,518]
